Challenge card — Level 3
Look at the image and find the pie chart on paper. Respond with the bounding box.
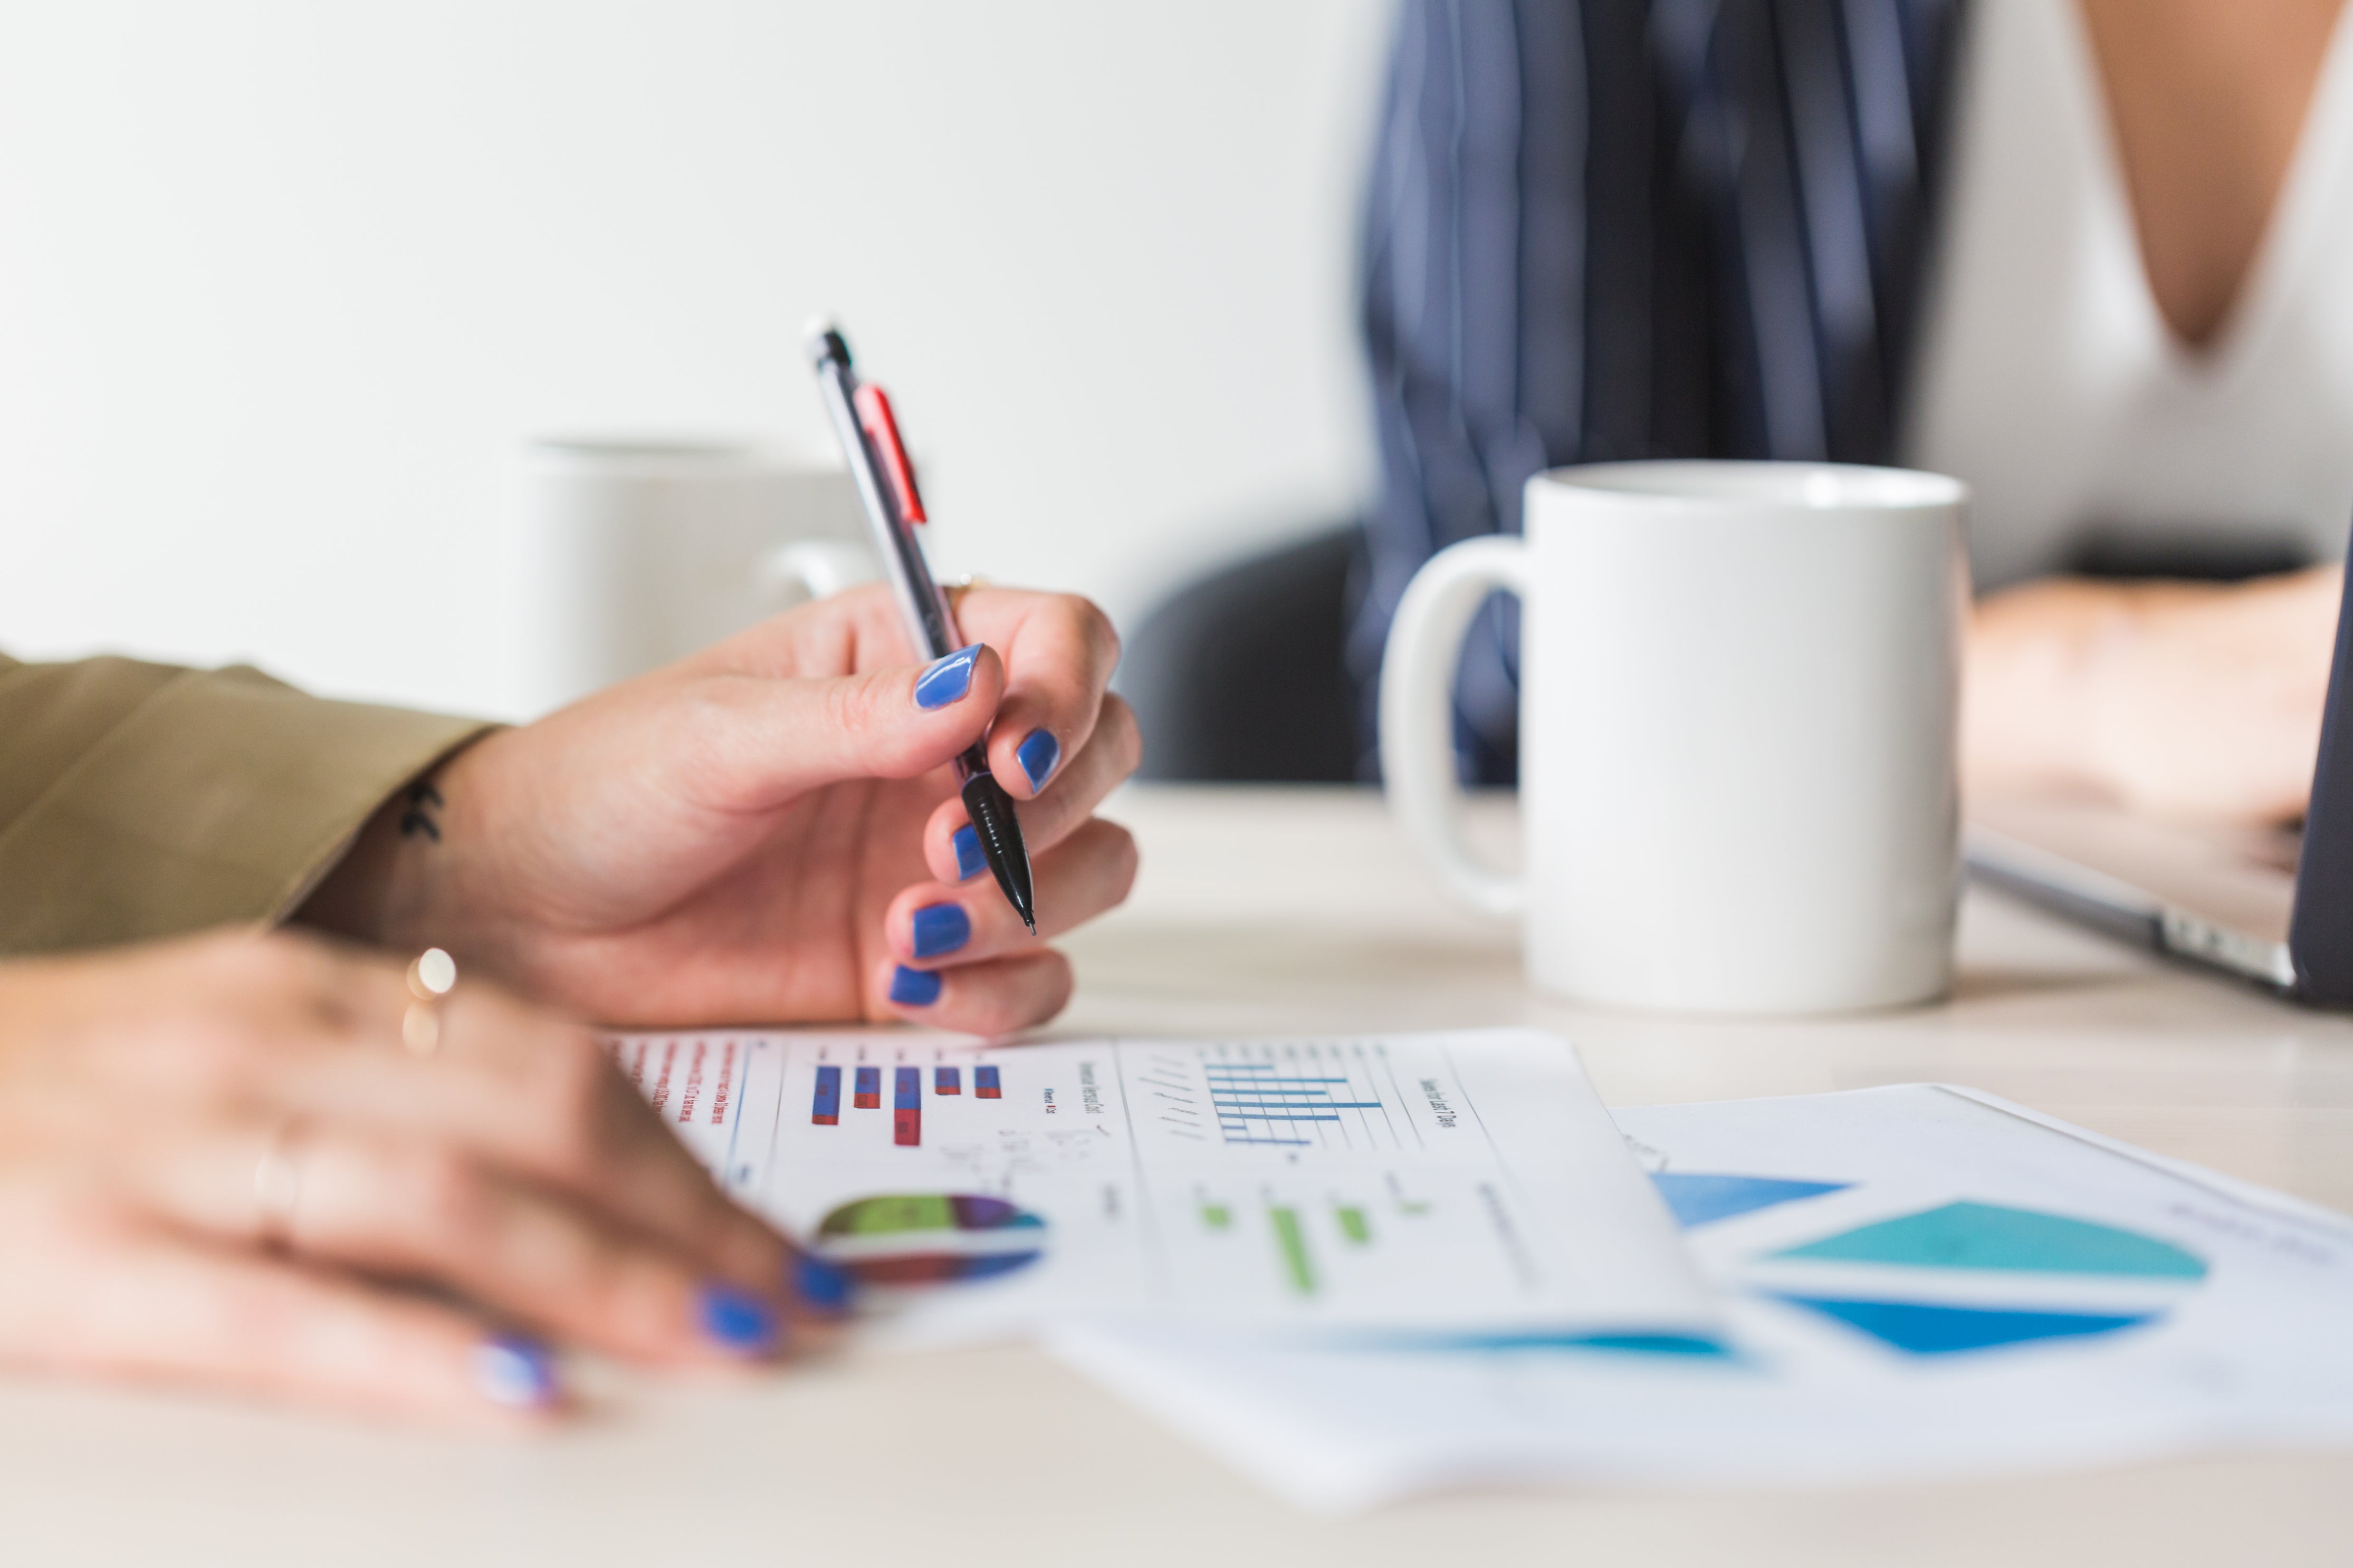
[1652,1175,2211,1356]
[814,1193,1046,1288]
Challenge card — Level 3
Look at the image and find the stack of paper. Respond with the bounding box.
[1051,1083,2353,1509]
[626,1028,2353,1511]
[617,1026,1711,1342]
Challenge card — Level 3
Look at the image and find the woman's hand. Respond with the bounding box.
[1964,565,2343,823]
[0,930,842,1423]
[304,584,1142,1035]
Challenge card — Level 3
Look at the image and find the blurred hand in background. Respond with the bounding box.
[1965,565,2344,824]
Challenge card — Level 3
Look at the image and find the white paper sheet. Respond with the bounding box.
[616,1027,1711,1343]
[1048,1085,2353,1511]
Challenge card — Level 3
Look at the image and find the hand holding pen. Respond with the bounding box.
[808,321,1039,931]
[802,318,1144,1018]
[301,334,1139,1037]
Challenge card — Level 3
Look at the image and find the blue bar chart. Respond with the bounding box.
[1201,1050,1400,1149]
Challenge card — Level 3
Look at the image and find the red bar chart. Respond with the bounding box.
[807,1059,998,1148]
[894,1066,922,1147]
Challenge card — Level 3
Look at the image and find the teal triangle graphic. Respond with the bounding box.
[1773,1294,2155,1354]
[1650,1173,1849,1228]
[1772,1201,2206,1279]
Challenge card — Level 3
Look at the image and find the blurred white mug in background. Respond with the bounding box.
[1380,461,1968,1015]
[519,439,878,717]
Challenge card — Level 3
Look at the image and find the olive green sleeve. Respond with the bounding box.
[0,653,493,954]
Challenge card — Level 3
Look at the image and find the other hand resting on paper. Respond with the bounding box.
[302,584,1142,1036]
[0,930,846,1421]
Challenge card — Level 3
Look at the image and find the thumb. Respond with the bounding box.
[686,643,1004,810]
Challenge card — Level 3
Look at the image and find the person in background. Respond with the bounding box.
[1358,0,2351,823]
[0,583,1139,1419]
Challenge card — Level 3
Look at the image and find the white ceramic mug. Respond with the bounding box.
[1380,460,1968,1014]
[519,440,880,716]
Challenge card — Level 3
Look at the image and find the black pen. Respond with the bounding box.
[806,319,1036,933]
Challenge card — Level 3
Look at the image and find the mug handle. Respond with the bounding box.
[1378,535,1531,917]
[759,540,881,609]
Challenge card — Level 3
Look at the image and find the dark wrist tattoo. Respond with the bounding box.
[397,781,444,843]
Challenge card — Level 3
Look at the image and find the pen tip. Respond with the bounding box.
[803,315,849,367]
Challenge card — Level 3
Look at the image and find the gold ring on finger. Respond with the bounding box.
[253,1118,308,1253]
[401,947,457,1057]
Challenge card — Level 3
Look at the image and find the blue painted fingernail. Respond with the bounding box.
[889,965,944,1006]
[911,902,971,958]
[698,1283,780,1355]
[1016,728,1060,789]
[472,1332,560,1409]
[793,1252,856,1313]
[913,644,983,710]
[952,824,986,881]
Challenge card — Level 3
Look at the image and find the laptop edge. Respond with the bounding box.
[2286,554,2353,1003]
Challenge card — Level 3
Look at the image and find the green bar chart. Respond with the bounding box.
[1270,1206,1316,1296]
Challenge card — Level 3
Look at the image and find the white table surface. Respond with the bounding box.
[8,785,2352,1567]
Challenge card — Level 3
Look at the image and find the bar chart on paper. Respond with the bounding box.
[1125,1040,1424,1154]
[613,1029,1714,1340]
[799,1056,975,1150]
[1192,1051,1401,1149]
[1121,1039,1583,1315]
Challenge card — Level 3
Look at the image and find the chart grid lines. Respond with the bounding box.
[1202,1043,1409,1151]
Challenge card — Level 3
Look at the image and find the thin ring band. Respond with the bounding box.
[401,947,457,1056]
[252,1119,307,1253]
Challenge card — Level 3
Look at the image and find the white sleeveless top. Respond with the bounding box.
[1907,0,2353,591]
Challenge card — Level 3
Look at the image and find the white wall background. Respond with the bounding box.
[0,2,1389,717]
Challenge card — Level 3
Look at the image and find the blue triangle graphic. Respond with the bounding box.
[1773,1294,2155,1355]
[1651,1172,1849,1228]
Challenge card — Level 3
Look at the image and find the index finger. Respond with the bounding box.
[0,1205,559,1425]
[954,588,1122,801]
[531,1031,852,1331]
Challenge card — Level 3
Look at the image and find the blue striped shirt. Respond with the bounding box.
[1356,0,1966,781]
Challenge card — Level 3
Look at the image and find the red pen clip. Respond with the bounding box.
[853,383,927,526]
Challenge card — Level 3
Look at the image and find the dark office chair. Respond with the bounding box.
[1120,524,1364,783]
[2063,523,2314,582]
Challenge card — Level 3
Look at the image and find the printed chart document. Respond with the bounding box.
[615,1027,1710,1342]
[1052,1084,2353,1510]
